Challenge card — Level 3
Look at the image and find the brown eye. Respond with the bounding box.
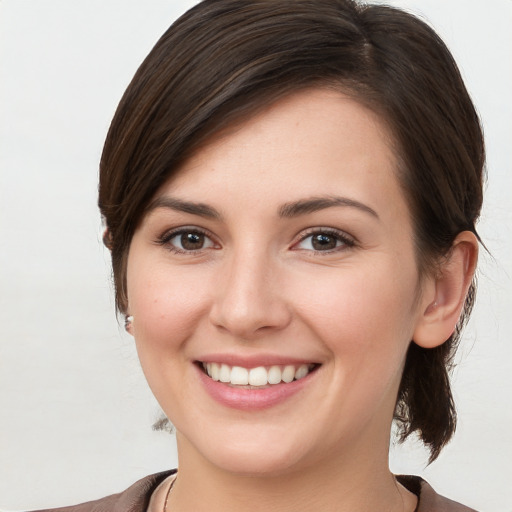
[295,229,354,253]
[311,233,338,250]
[180,232,205,250]
[164,229,216,252]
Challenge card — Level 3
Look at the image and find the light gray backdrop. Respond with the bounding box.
[1,1,511,511]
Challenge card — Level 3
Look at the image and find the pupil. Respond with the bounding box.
[312,234,336,250]
[181,232,204,250]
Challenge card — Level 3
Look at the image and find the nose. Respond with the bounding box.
[209,248,292,340]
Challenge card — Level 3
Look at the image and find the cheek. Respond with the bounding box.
[291,260,419,363]
[127,259,211,357]
[126,262,213,418]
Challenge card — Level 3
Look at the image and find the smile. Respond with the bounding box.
[201,362,318,387]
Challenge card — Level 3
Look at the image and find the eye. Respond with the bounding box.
[159,228,217,253]
[294,229,354,252]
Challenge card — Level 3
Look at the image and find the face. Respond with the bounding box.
[126,89,429,476]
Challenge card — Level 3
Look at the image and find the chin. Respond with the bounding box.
[210,448,306,477]
[180,427,314,477]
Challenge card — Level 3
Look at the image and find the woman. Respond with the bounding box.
[35,0,483,510]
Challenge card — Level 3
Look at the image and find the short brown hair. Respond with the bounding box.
[99,0,484,462]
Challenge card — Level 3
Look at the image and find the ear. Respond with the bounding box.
[413,231,478,349]
[102,227,113,251]
[124,315,134,335]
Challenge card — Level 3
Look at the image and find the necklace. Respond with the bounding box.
[163,474,177,512]
[162,473,418,512]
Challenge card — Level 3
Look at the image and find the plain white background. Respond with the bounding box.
[0,1,510,510]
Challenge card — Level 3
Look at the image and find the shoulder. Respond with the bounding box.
[397,475,478,512]
[30,470,176,512]
[30,471,477,512]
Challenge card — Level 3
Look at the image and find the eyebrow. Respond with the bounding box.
[278,196,379,219]
[146,196,222,219]
[146,194,378,221]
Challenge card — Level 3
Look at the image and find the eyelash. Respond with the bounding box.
[293,228,355,254]
[156,226,356,255]
[156,227,218,254]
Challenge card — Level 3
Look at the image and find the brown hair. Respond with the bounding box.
[99,0,484,462]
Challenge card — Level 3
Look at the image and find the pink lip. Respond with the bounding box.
[197,353,317,368]
[194,362,318,411]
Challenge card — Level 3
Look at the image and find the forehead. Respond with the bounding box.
[157,89,407,223]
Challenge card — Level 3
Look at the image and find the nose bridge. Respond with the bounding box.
[210,241,290,338]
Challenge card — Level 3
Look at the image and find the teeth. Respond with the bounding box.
[210,362,220,381]
[295,364,309,380]
[219,363,231,382]
[282,365,295,383]
[230,366,249,385]
[203,362,315,387]
[268,365,282,385]
[248,366,268,386]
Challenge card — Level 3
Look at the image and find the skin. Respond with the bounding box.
[126,89,477,512]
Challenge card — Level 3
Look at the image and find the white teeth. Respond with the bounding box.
[295,364,309,380]
[268,365,282,385]
[219,363,231,383]
[230,366,249,385]
[248,366,268,386]
[202,362,316,387]
[210,362,220,381]
[282,365,295,383]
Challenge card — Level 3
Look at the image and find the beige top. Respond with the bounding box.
[31,470,478,512]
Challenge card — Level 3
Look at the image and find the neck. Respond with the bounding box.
[167,433,416,512]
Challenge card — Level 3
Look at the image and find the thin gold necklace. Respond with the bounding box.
[162,474,419,512]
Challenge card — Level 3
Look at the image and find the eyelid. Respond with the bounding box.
[291,227,356,252]
[156,225,220,253]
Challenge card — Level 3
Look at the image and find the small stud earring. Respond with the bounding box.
[125,315,134,330]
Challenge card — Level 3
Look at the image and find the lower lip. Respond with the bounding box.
[196,365,316,411]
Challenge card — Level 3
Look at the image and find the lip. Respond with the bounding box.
[194,360,319,411]
[197,353,318,368]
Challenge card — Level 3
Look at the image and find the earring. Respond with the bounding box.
[125,315,134,330]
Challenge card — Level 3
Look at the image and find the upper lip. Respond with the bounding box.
[195,353,320,368]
